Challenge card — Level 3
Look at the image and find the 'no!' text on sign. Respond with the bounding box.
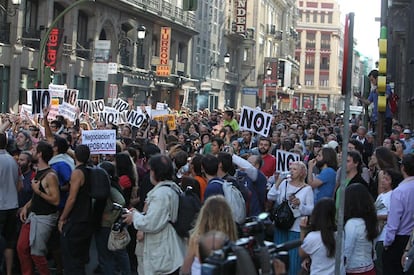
[239,106,272,137]
[276,150,301,173]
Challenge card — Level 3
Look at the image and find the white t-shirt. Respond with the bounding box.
[301,231,336,275]
[375,190,392,242]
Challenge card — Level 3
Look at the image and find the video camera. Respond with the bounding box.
[201,213,301,275]
[112,202,130,231]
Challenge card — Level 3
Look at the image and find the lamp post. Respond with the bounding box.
[137,25,146,69]
[262,66,272,110]
[224,52,230,66]
[36,0,95,88]
[0,0,20,16]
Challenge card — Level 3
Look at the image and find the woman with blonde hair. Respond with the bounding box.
[181,195,238,275]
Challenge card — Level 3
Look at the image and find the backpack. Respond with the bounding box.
[389,91,399,114]
[234,171,253,216]
[86,166,111,200]
[165,184,202,238]
[211,179,246,224]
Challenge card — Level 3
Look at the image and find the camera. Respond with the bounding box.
[112,203,130,232]
[202,213,301,275]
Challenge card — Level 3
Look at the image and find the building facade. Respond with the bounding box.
[295,0,342,112]
[0,0,198,113]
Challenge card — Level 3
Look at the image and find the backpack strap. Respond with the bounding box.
[293,184,307,196]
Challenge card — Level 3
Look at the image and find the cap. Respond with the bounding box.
[403,129,412,134]
[324,140,339,150]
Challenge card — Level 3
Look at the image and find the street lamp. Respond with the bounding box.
[0,0,21,16]
[224,53,230,64]
[262,66,272,110]
[137,25,146,69]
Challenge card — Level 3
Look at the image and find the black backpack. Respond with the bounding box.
[86,166,111,200]
[165,184,201,238]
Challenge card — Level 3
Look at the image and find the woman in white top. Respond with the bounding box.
[267,161,314,275]
[344,183,378,275]
[374,168,403,275]
[299,198,337,275]
[180,195,237,275]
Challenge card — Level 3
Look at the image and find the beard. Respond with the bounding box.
[259,147,269,155]
[315,160,325,169]
[20,163,29,173]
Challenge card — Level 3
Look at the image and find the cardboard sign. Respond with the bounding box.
[150,109,169,118]
[99,106,119,125]
[118,111,128,125]
[49,84,67,98]
[90,99,105,114]
[77,99,90,114]
[112,98,129,113]
[63,89,79,106]
[156,102,168,110]
[20,104,33,119]
[153,114,176,130]
[49,99,59,121]
[127,110,146,128]
[31,90,51,115]
[136,106,151,117]
[276,150,301,173]
[81,130,116,155]
[239,106,272,137]
[58,102,77,121]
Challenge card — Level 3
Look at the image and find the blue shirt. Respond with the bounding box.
[367,85,393,121]
[50,161,72,209]
[315,167,336,203]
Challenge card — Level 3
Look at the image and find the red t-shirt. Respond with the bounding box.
[119,175,132,189]
[260,154,276,178]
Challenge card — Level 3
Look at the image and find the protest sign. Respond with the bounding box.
[156,102,168,110]
[58,102,77,121]
[20,104,33,119]
[112,98,129,113]
[136,105,151,117]
[99,106,119,125]
[81,130,116,155]
[90,99,105,114]
[153,114,176,130]
[63,89,79,105]
[239,106,272,137]
[276,150,301,173]
[49,84,67,98]
[48,98,59,121]
[31,90,51,115]
[127,110,146,128]
[151,109,169,118]
[118,111,128,125]
[77,99,90,114]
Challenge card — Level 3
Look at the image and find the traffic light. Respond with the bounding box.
[43,66,54,87]
[277,59,285,87]
[183,0,197,11]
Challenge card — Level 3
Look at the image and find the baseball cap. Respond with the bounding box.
[403,129,412,134]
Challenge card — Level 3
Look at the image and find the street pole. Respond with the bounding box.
[262,81,266,110]
[36,0,95,88]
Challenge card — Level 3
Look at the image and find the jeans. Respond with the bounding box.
[95,227,131,275]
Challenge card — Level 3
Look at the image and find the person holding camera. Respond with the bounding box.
[122,154,185,275]
[181,195,238,275]
[267,161,314,275]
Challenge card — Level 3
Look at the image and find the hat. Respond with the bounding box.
[403,129,412,134]
[325,140,339,150]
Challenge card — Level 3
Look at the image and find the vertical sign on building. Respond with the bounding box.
[235,0,247,34]
[92,40,111,81]
[156,27,171,77]
[44,28,61,70]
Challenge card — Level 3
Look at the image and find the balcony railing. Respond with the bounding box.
[22,27,41,49]
[125,0,196,30]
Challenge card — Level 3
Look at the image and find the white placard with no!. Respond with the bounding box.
[81,130,117,155]
[239,106,273,137]
[276,150,301,173]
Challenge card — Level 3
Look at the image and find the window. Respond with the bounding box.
[319,74,329,87]
[305,73,314,86]
[306,32,316,49]
[321,33,330,50]
[152,38,158,56]
[77,11,89,58]
[320,55,330,70]
[328,13,333,23]
[0,66,10,113]
[53,3,65,29]
[305,54,315,69]
[320,14,325,23]
[313,13,317,23]
[306,12,310,23]
[23,0,39,47]
[75,76,90,99]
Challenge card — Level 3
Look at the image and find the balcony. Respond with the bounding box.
[22,27,41,49]
[125,0,196,30]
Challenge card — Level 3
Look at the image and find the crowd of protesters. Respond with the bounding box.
[0,96,414,275]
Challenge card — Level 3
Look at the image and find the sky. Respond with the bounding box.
[338,0,381,60]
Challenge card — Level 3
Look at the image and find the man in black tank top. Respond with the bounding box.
[59,145,94,275]
[16,141,60,275]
